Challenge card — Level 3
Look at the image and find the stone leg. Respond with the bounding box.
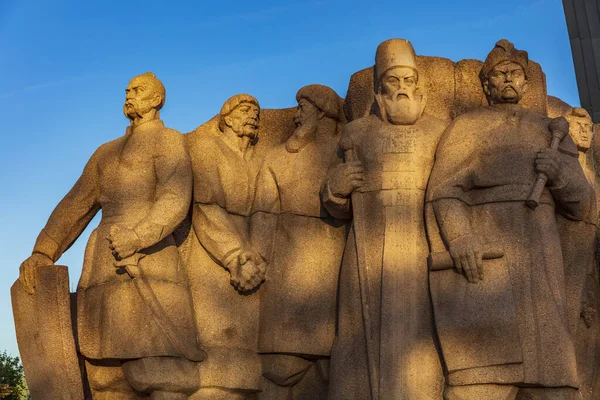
[122,356,199,398]
[259,354,327,400]
[85,359,140,399]
[444,384,519,400]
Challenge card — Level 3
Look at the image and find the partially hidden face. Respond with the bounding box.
[485,61,528,104]
[123,77,162,120]
[378,66,423,125]
[567,114,594,151]
[226,102,260,138]
[286,98,322,153]
[293,98,321,135]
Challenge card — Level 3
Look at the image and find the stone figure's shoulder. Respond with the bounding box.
[451,106,498,127]
[420,114,449,133]
[91,136,123,162]
[341,115,379,146]
[186,130,221,158]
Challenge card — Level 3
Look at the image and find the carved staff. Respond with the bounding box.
[526,117,569,209]
[344,147,378,400]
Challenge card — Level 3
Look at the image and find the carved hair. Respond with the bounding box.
[134,72,166,110]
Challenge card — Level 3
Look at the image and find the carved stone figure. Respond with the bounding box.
[426,40,597,400]
[560,106,600,400]
[186,94,266,400]
[322,39,447,400]
[18,72,204,399]
[250,84,347,400]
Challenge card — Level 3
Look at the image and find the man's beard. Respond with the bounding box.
[377,91,424,125]
[286,122,317,153]
[234,122,258,139]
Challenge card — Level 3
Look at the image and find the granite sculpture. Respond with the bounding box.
[17,72,204,399]
[426,39,597,400]
[11,37,600,400]
[251,84,347,400]
[185,94,266,400]
[322,39,447,400]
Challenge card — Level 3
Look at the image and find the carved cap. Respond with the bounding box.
[219,93,260,117]
[479,39,529,82]
[296,84,344,121]
[375,39,418,86]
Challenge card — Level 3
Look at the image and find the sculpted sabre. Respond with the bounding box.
[19,72,203,399]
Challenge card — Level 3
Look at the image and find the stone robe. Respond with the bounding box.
[426,104,597,389]
[251,136,347,357]
[31,119,200,361]
[186,130,263,392]
[322,114,446,400]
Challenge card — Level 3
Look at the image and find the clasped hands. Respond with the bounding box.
[227,250,266,293]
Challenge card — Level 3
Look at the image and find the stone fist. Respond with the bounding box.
[228,250,266,293]
[535,148,564,187]
[448,234,484,284]
[106,224,142,260]
[19,252,54,294]
[327,161,364,198]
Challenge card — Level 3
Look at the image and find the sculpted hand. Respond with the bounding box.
[228,251,266,293]
[19,252,54,294]
[106,224,142,260]
[448,234,484,284]
[535,148,563,186]
[328,161,364,198]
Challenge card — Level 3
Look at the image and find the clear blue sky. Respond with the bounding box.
[0,0,580,357]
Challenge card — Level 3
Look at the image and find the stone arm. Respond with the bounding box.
[431,198,473,245]
[550,153,597,223]
[192,203,250,269]
[250,161,280,262]
[132,131,193,249]
[32,150,101,261]
[320,173,352,221]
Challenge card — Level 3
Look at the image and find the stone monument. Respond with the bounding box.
[11,37,600,400]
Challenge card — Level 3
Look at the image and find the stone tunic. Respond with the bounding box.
[32,119,200,361]
[323,114,446,400]
[426,104,597,388]
[251,136,347,357]
[186,129,263,391]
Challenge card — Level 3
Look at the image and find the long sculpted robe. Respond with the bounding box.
[251,136,347,358]
[426,104,597,389]
[186,129,263,392]
[31,120,201,361]
[322,113,447,400]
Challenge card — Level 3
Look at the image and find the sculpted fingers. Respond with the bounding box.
[461,255,475,283]
[467,252,480,283]
[475,250,484,281]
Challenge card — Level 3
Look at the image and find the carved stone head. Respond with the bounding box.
[566,107,594,152]
[286,84,343,153]
[374,39,426,125]
[123,72,166,122]
[219,94,260,139]
[480,40,529,105]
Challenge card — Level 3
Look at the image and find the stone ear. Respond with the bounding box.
[482,80,491,97]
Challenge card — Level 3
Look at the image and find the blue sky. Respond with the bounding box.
[0,0,580,357]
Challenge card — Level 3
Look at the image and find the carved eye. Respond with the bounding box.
[404,77,415,86]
